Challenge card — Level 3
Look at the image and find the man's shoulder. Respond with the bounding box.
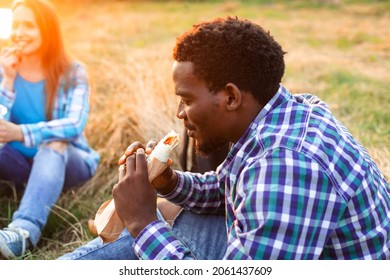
[256,97,314,152]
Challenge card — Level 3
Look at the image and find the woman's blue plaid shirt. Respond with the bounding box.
[0,63,99,175]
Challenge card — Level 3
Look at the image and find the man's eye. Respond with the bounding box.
[181,99,190,105]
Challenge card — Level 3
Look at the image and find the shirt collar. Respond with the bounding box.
[222,84,292,164]
[249,84,291,132]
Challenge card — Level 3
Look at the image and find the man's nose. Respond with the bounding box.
[176,104,186,119]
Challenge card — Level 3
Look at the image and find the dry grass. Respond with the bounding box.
[0,0,388,259]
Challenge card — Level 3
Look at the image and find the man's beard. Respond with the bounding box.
[195,138,229,157]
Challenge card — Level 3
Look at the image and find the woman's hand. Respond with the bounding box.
[0,47,20,91]
[0,120,24,143]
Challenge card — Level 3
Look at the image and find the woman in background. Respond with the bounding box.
[0,0,99,259]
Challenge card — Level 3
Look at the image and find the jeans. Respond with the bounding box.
[59,210,227,260]
[0,144,91,246]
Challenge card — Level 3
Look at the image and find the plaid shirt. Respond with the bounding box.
[134,85,390,260]
[0,63,99,175]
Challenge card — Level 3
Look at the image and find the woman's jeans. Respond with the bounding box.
[59,210,227,260]
[0,144,91,247]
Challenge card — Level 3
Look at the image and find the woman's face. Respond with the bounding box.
[11,5,42,56]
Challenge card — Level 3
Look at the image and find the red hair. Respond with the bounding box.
[12,0,71,120]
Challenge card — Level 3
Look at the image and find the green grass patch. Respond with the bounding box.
[319,69,390,146]
[1,0,389,260]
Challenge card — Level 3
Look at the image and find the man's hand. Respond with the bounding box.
[117,139,178,194]
[113,148,158,237]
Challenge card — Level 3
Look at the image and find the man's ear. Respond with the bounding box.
[224,83,242,111]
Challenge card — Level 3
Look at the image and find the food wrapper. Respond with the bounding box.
[94,130,180,243]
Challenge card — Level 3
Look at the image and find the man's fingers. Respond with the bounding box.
[145,139,158,154]
[124,146,136,157]
[118,141,145,165]
[125,153,136,172]
[118,164,126,180]
[136,148,147,171]
[124,141,144,157]
[118,154,127,165]
[118,138,158,166]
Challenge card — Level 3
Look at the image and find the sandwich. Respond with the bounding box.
[93,130,180,243]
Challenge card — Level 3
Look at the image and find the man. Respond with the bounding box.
[179,129,230,174]
[60,17,390,260]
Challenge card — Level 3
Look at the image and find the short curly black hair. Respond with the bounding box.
[173,16,286,105]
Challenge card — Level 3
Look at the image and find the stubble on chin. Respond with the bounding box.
[195,140,228,157]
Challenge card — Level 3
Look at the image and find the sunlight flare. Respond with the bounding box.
[0,8,12,39]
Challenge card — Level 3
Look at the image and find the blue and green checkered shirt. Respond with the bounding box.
[134,85,390,259]
[0,62,99,176]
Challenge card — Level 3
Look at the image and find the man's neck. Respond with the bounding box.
[229,99,263,143]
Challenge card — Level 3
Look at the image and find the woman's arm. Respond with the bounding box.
[20,63,91,147]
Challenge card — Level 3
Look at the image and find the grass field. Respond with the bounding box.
[0,0,389,259]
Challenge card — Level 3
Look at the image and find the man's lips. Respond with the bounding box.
[185,126,196,137]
